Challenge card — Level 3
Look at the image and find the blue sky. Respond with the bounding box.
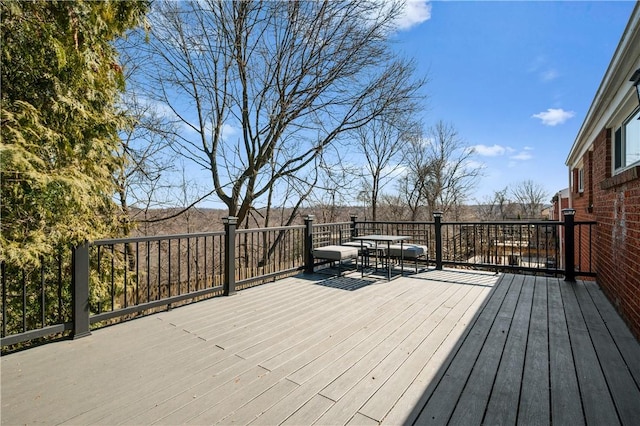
[392,0,636,203]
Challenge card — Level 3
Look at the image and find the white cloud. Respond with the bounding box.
[464,160,485,171]
[532,108,575,126]
[221,123,238,139]
[540,69,559,82]
[394,1,432,30]
[510,151,533,161]
[472,144,507,157]
[527,56,560,82]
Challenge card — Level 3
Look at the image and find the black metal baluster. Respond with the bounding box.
[111,245,115,311]
[168,239,172,297]
[2,262,6,337]
[22,270,26,333]
[57,252,63,324]
[124,243,128,309]
[135,241,139,306]
[157,240,161,300]
[41,261,45,327]
[146,241,151,303]
[187,238,191,293]
[195,237,199,291]
[219,234,223,285]
[578,224,583,272]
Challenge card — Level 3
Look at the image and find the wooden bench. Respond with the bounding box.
[312,245,359,276]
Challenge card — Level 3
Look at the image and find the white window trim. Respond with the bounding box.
[578,168,584,193]
[613,106,640,174]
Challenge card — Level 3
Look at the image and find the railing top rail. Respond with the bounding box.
[440,220,562,226]
[92,230,226,246]
[356,220,434,225]
[311,222,352,228]
[237,224,305,234]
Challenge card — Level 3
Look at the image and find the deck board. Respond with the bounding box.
[2,269,640,426]
[517,276,550,426]
[559,281,620,425]
[446,273,525,425]
[572,281,640,425]
[411,274,514,425]
[483,274,535,425]
[547,277,585,425]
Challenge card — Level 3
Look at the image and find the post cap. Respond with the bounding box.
[561,208,576,216]
[222,216,238,224]
[433,211,443,218]
[304,214,315,220]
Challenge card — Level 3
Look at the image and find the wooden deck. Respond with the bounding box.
[2,269,639,425]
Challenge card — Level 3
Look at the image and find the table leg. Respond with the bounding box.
[360,240,364,278]
[387,241,391,280]
[401,240,404,276]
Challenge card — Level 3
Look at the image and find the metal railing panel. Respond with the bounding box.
[2,215,597,351]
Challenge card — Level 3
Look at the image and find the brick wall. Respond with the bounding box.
[573,127,640,340]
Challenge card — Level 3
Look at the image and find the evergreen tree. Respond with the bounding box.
[1,0,148,266]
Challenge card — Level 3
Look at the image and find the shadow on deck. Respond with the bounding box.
[405,273,640,426]
[1,269,639,425]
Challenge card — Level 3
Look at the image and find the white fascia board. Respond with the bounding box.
[566,3,640,168]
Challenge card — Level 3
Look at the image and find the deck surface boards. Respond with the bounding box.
[559,281,620,425]
[547,278,585,425]
[517,276,550,426]
[379,285,488,425]
[412,274,515,425]
[360,284,486,423]
[2,270,639,426]
[446,274,526,425]
[482,274,535,425]
[571,281,640,425]
[583,281,640,383]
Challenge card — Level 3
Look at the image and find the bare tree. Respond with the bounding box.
[124,0,425,226]
[511,179,548,219]
[115,94,181,234]
[398,130,430,221]
[307,152,361,223]
[475,187,516,220]
[400,120,481,220]
[356,116,419,221]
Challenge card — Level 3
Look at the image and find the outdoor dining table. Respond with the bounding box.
[352,234,411,280]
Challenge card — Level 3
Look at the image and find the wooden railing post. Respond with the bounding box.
[72,242,91,339]
[223,217,238,296]
[563,209,576,282]
[304,215,315,274]
[434,212,443,270]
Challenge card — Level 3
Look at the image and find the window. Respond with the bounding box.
[614,107,640,172]
[578,167,584,193]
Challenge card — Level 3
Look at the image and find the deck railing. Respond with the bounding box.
[1,209,594,349]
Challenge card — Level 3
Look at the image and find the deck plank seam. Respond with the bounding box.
[444,273,518,425]
[561,280,611,426]
[483,274,535,426]
[322,284,478,416]
[573,280,640,425]
[570,281,625,425]
[366,284,489,423]
[455,273,526,425]
[582,281,640,391]
[409,273,514,425]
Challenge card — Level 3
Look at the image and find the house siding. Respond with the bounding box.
[573,127,640,340]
